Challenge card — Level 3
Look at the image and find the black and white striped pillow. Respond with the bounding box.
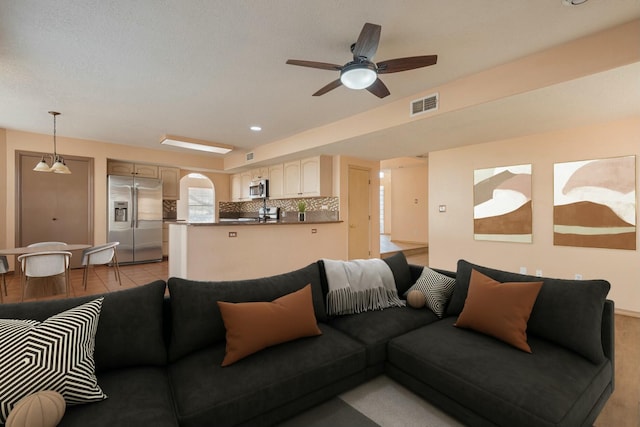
[0,298,107,423]
[405,268,456,318]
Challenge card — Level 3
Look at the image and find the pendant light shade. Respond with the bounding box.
[33,111,71,174]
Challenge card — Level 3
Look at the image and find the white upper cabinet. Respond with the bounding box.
[159,167,180,200]
[268,164,284,199]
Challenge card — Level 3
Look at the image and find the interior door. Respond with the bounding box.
[18,151,94,268]
[348,166,371,260]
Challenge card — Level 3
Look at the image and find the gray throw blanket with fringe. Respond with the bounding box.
[323,258,405,316]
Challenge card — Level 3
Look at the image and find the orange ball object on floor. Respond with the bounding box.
[5,390,66,427]
[407,290,426,308]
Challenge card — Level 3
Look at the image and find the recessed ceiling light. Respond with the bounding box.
[160,134,233,154]
[250,126,262,132]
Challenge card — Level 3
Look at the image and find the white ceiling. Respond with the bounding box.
[1,0,639,167]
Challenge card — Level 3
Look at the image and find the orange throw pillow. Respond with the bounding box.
[217,284,322,366]
[455,269,543,353]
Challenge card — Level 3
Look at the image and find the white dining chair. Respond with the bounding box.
[81,242,121,289]
[27,241,67,248]
[0,256,8,303]
[17,251,72,301]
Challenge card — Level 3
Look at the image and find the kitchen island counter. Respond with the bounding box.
[168,221,346,281]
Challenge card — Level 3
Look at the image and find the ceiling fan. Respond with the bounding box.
[286,22,437,99]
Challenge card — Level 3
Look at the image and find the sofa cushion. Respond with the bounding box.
[218,285,322,366]
[168,324,365,427]
[0,299,106,423]
[59,367,178,427]
[0,281,168,372]
[381,252,413,296]
[388,318,613,427]
[404,267,456,318]
[329,306,438,366]
[167,263,326,362]
[447,259,610,363]
[455,269,542,353]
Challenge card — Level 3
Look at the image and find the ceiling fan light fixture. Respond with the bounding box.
[340,62,377,90]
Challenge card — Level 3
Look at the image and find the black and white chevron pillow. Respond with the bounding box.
[0,298,107,423]
[405,268,456,318]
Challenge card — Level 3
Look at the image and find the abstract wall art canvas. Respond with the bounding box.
[553,156,636,250]
[474,164,532,243]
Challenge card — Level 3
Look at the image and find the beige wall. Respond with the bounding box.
[380,170,392,234]
[0,129,6,251]
[429,117,640,314]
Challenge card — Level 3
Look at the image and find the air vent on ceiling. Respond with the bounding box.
[410,93,439,117]
[246,152,254,161]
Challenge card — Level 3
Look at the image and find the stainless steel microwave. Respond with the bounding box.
[249,179,269,199]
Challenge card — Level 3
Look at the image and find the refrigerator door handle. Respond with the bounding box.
[132,186,138,229]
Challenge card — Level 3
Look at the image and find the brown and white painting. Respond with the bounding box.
[554,156,636,250]
[474,164,532,243]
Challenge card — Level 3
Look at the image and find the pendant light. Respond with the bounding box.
[33,111,71,174]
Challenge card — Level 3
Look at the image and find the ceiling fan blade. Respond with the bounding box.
[377,55,438,74]
[313,79,343,96]
[352,23,381,60]
[286,59,342,71]
[366,78,390,98]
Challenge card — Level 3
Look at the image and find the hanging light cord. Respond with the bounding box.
[50,110,59,162]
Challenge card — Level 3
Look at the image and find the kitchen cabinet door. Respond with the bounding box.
[301,157,320,195]
[230,174,243,201]
[240,172,252,200]
[251,167,269,181]
[159,167,180,199]
[283,161,301,197]
[108,161,135,176]
[268,164,284,199]
[134,164,159,178]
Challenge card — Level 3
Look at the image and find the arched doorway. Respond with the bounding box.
[177,173,216,222]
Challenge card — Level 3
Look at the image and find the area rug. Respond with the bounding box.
[277,376,463,427]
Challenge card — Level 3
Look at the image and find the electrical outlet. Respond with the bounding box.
[228,232,237,237]
[438,205,446,213]
[519,267,527,274]
[575,273,583,280]
[311,228,317,234]
[535,269,542,277]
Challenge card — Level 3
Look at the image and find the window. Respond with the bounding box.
[187,173,214,222]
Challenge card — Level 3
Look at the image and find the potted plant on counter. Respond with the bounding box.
[297,201,306,222]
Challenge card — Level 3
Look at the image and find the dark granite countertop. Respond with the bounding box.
[168,219,342,226]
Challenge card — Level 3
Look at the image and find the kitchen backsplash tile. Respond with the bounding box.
[218,197,340,221]
[163,200,177,219]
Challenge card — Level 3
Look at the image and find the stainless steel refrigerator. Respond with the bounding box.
[108,175,163,264]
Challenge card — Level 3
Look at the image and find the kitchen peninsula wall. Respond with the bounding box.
[219,196,339,222]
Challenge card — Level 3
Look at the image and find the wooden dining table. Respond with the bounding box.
[0,243,91,256]
[0,244,92,299]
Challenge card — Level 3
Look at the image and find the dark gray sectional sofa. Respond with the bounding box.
[0,255,614,427]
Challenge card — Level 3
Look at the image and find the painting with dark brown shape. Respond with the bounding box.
[553,156,636,250]
[474,164,532,243]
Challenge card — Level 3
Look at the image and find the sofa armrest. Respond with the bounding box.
[601,299,615,390]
